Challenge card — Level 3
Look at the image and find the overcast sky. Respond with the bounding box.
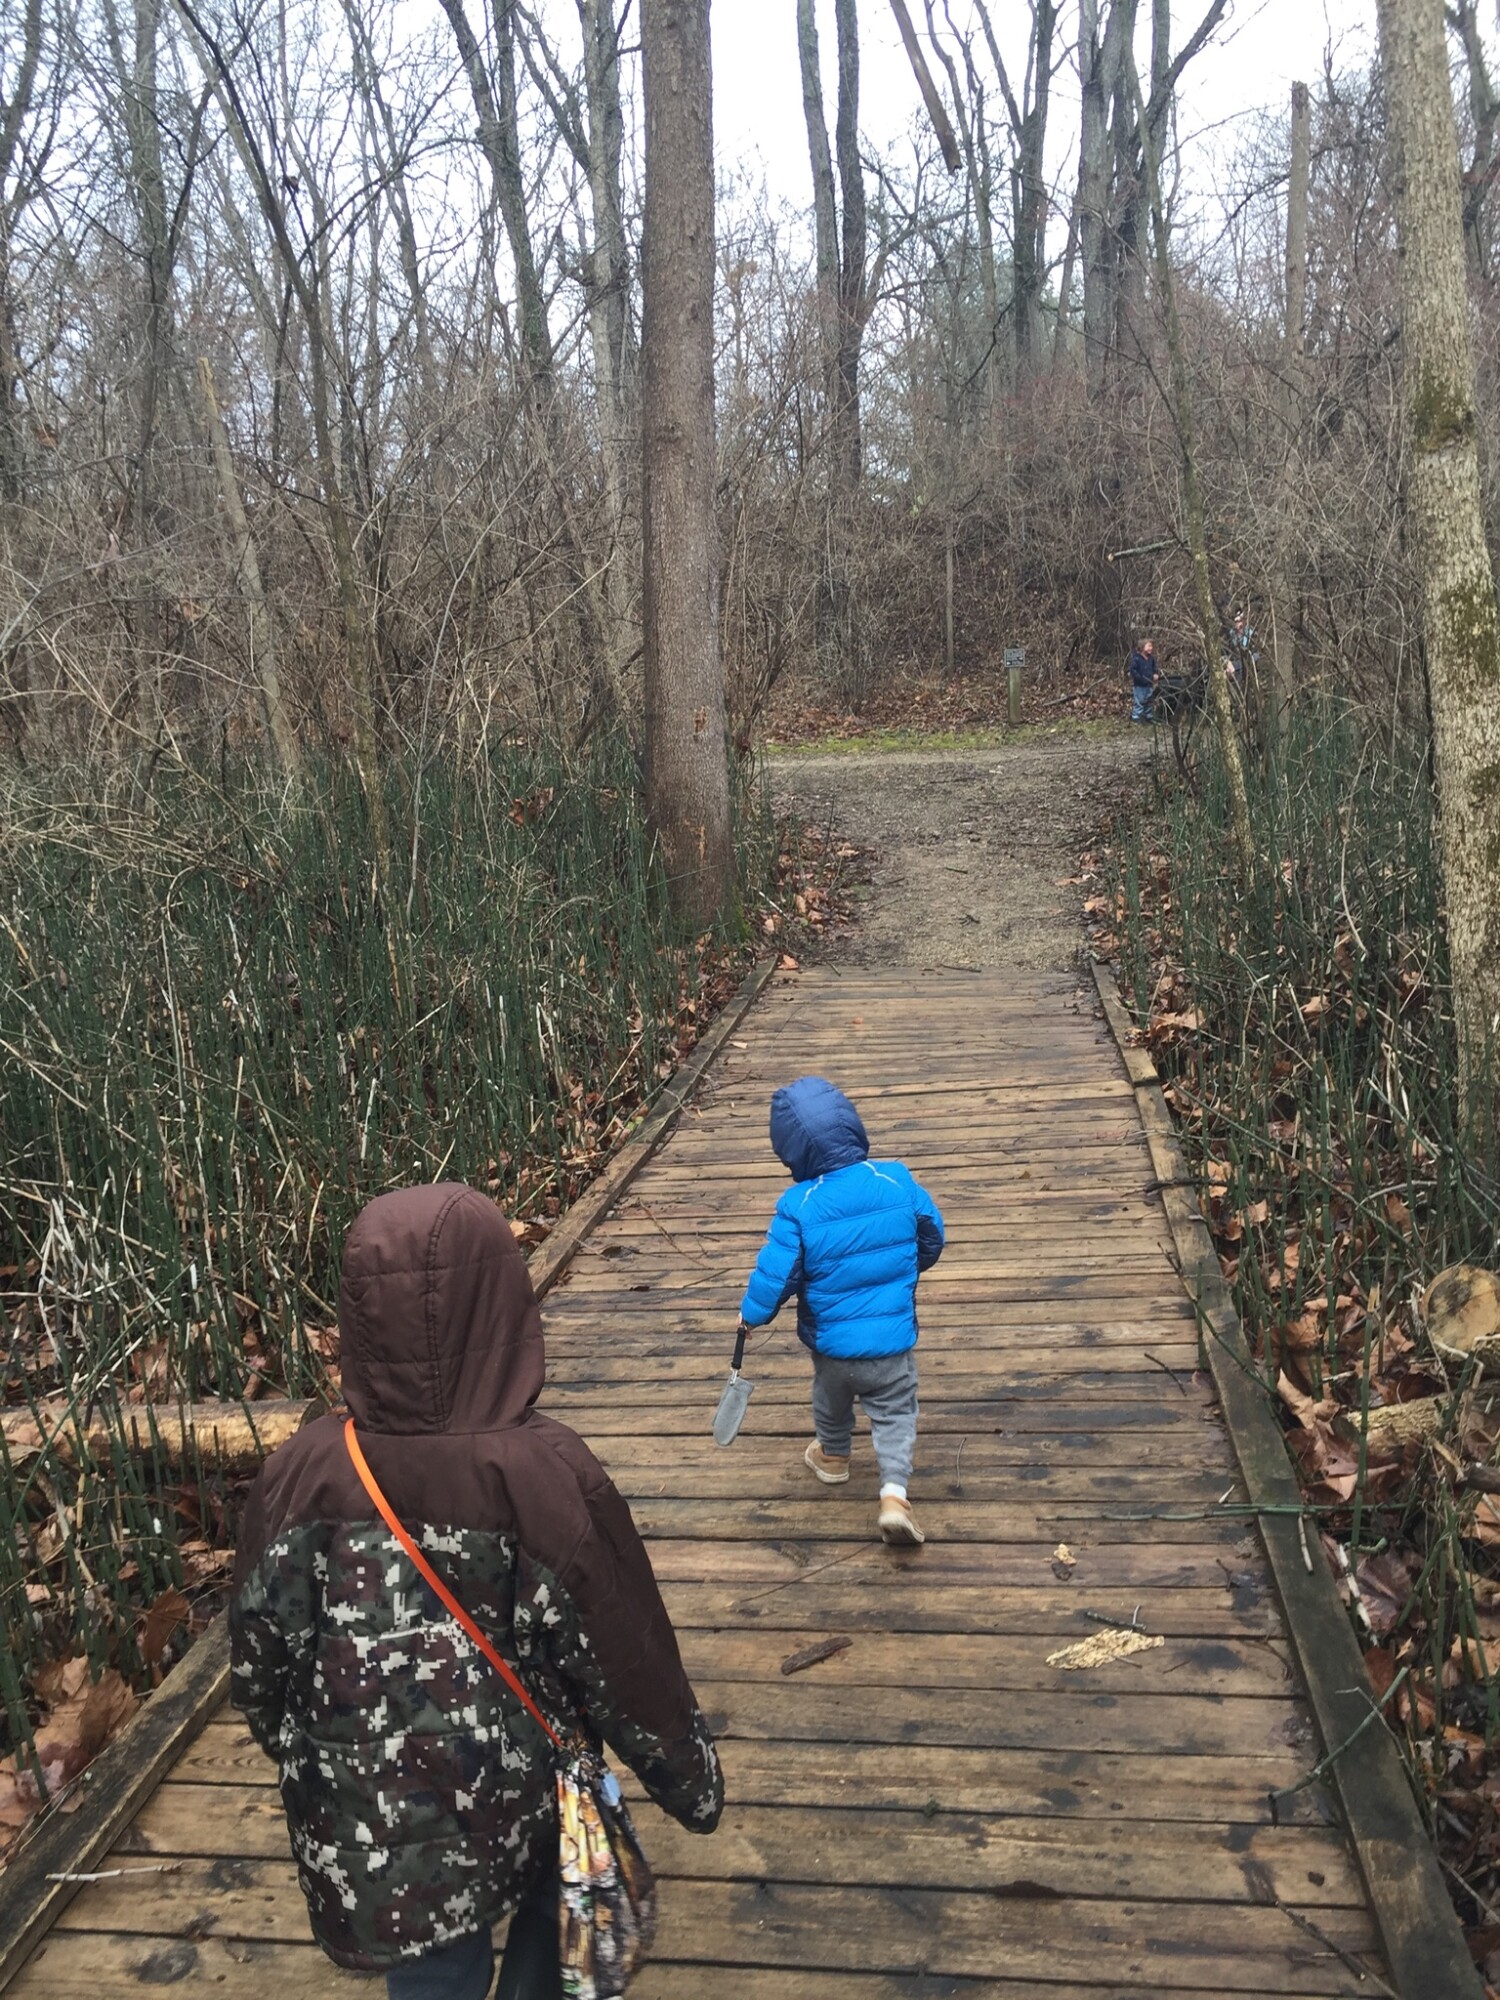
[710,0,1379,222]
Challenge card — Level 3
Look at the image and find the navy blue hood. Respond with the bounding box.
[769,1076,869,1183]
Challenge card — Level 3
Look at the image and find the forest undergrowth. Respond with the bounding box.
[1090,701,1500,1983]
[0,742,858,1850]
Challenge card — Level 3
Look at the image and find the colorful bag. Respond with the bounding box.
[343,1420,658,1998]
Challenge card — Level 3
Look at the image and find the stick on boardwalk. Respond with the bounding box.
[8,970,1392,1997]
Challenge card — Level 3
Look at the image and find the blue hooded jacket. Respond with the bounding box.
[738,1077,945,1359]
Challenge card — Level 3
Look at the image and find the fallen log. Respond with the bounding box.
[2,1398,315,1471]
[1339,1384,1500,1456]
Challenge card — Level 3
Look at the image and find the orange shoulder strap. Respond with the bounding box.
[342,1417,562,1750]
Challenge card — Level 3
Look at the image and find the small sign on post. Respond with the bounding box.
[1004,647,1025,727]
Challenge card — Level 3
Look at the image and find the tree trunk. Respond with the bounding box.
[1378,0,1500,1137]
[173,0,388,864]
[1010,0,1057,390]
[832,0,865,496]
[1136,65,1255,876]
[922,0,1000,400]
[1078,0,1132,660]
[1269,79,1310,743]
[798,0,868,695]
[580,0,640,710]
[887,0,960,172]
[198,358,302,779]
[1077,0,1130,400]
[641,0,733,928]
[438,0,554,399]
[0,0,42,505]
[1449,0,1499,277]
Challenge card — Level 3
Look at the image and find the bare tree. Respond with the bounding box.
[0,0,47,506]
[197,357,301,777]
[1378,0,1500,1132]
[973,0,1057,391]
[173,0,388,857]
[640,0,732,925]
[1447,0,1499,278]
[1135,57,1254,873]
[798,0,873,690]
[1268,78,1310,738]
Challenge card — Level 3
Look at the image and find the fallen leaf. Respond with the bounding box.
[1047,1628,1164,1670]
[1277,1370,1336,1432]
[1363,1645,1398,1699]
[138,1588,190,1674]
[1356,1551,1416,1638]
[25,1661,137,1797]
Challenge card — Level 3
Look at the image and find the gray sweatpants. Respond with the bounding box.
[811,1349,919,1490]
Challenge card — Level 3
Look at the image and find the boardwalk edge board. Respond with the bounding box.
[523,952,781,1301]
[1091,958,1480,2000]
[0,1619,230,1994]
[0,958,779,1988]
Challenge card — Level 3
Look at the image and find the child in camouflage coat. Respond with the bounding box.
[231,1184,723,1999]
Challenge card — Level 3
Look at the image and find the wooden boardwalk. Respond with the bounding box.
[9,969,1388,1997]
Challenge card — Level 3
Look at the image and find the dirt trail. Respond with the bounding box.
[771,725,1151,973]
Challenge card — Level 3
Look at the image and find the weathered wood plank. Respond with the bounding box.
[170,1720,1335,1825]
[124,1787,1361,1906]
[47,1864,1380,1995]
[8,1933,1369,2000]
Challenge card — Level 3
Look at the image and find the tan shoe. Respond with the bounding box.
[804,1441,851,1484]
[878,1494,924,1545]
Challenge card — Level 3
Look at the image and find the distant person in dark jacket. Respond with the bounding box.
[231,1184,723,2000]
[738,1077,945,1547]
[1128,637,1158,723]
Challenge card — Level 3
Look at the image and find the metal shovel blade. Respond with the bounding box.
[713,1371,754,1446]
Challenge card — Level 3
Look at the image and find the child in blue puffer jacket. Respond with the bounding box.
[737,1076,945,1546]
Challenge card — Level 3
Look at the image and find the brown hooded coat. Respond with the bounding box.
[230,1184,722,1969]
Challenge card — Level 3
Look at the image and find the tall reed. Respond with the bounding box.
[0,741,770,1761]
[1114,699,1500,1889]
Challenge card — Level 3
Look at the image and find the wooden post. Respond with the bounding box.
[944,515,955,677]
[1008,660,1021,726]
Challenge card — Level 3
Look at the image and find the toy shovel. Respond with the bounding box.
[712,1321,754,1445]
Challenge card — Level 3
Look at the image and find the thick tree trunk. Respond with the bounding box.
[641,0,733,928]
[1378,0,1500,1136]
[1078,0,1132,660]
[1077,0,1129,399]
[1269,79,1310,741]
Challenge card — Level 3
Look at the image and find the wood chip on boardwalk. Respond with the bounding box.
[1046,1628,1164,1670]
[780,1636,853,1676]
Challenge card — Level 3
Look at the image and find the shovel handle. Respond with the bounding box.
[731,1320,748,1373]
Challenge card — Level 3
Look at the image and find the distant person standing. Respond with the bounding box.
[1127,637,1158,724]
[1226,610,1256,688]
